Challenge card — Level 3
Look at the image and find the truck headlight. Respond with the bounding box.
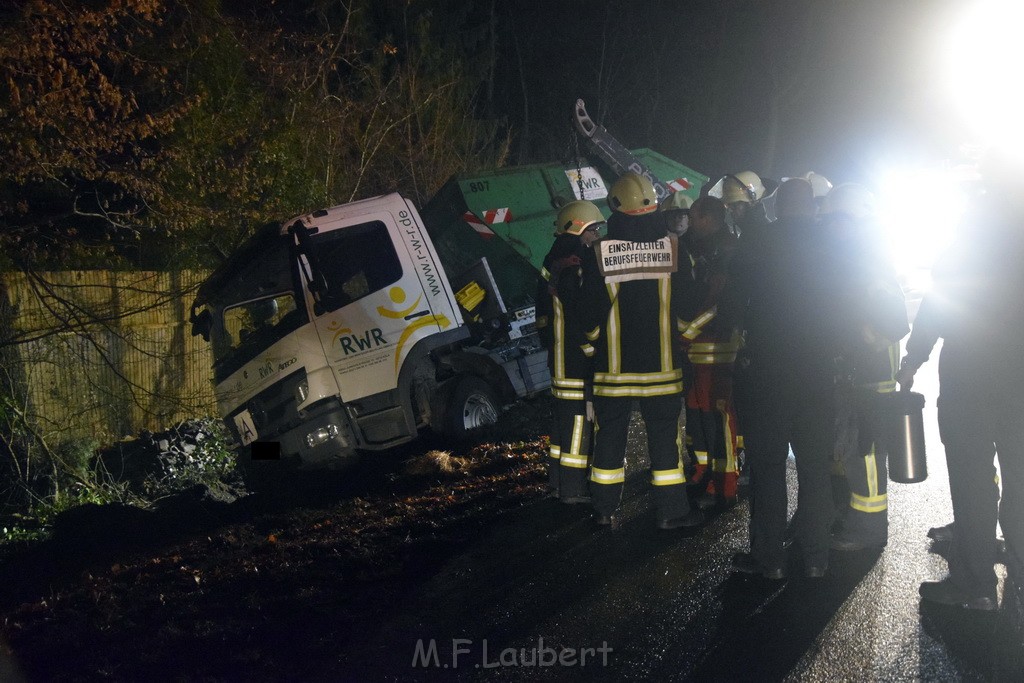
[305,423,339,448]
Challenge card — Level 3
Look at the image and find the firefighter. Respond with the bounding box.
[660,191,693,237]
[678,195,742,509]
[536,200,605,503]
[772,175,830,550]
[897,160,1024,610]
[724,178,853,579]
[715,170,771,237]
[716,170,772,470]
[822,184,909,551]
[580,172,703,529]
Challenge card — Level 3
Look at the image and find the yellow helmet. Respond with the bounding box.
[721,170,765,204]
[821,183,876,219]
[608,172,658,215]
[659,192,694,212]
[554,200,606,236]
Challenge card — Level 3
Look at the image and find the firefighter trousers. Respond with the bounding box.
[685,364,740,500]
[550,396,592,498]
[590,394,689,520]
[745,375,835,570]
[837,389,889,542]
[938,374,1024,596]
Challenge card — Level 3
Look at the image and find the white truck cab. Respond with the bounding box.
[191,194,539,484]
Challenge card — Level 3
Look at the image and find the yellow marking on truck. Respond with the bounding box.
[376,286,424,319]
[394,314,451,373]
[329,325,354,348]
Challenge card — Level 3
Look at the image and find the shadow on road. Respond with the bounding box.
[918,573,1024,680]
[687,548,883,681]
[326,471,887,683]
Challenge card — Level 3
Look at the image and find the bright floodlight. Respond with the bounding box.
[876,163,969,286]
[944,1,1024,152]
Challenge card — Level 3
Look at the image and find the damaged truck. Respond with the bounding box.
[189,143,705,486]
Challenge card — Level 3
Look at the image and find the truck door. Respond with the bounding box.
[302,209,456,404]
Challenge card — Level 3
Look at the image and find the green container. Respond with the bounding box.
[420,149,707,311]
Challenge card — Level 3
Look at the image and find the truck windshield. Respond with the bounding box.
[207,241,307,382]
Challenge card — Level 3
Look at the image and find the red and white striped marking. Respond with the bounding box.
[462,211,496,239]
[667,178,692,192]
[483,207,514,223]
[463,208,513,239]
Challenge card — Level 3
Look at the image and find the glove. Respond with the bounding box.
[895,360,918,391]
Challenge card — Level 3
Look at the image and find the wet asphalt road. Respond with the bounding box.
[330,349,1024,682]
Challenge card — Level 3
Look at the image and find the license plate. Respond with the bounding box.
[234,409,258,446]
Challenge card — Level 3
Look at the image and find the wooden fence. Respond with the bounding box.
[1,270,217,445]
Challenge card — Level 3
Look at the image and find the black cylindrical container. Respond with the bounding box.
[886,390,927,483]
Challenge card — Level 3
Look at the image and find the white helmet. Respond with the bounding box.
[724,169,765,202]
[802,171,833,198]
[659,192,694,212]
[822,183,877,219]
[608,172,659,215]
[710,171,766,204]
[554,200,605,236]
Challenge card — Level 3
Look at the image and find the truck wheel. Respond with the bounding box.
[444,375,499,438]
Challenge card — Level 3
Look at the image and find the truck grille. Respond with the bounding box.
[227,367,307,442]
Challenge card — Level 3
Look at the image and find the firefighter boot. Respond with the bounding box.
[719,470,739,507]
[546,443,561,496]
[697,471,738,510]
[688,463,708,490]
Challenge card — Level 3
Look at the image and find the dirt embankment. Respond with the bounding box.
[0,402,553,682]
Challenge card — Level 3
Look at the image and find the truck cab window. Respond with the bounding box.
[223,293,300,351]
[311,220,402,311]
[206,236,308,382]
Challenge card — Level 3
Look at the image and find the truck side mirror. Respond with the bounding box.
[190,309,212,341]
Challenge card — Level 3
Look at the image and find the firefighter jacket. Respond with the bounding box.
[578,212,699,398]
[719,214,857,384]
[732,199,772,240]
[682,226,740,365]
[853,342,901,395]
[536,233,592,400]
[821,216,909,392]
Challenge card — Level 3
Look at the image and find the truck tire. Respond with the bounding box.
[443,375,499,439]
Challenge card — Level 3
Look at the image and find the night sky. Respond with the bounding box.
[484,0,967,186]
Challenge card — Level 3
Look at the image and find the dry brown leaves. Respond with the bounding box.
[0,434,549,680]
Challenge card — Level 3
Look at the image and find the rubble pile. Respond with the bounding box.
[96,418,238,496]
